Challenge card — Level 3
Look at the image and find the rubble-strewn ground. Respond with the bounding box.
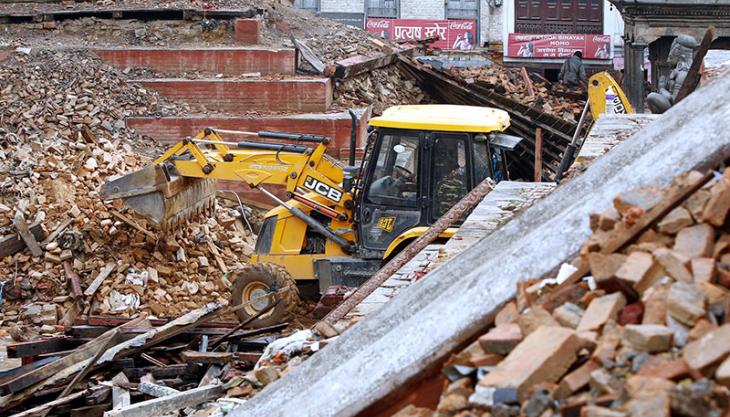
[395,168,730,417]
[0,50,259,332]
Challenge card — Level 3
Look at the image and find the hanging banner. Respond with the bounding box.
[507,33,611,59]
[366,18,477,51]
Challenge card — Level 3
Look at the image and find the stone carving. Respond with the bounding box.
[646,35,699,113]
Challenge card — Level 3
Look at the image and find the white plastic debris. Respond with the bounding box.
[256,330,314,368]
[108,290,140,313]
[125,270,148,287]
[556,262,578,284]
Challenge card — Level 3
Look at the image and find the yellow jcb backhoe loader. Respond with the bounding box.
[101,105,524,326]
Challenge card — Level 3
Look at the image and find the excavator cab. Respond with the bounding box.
[352,105,519,259]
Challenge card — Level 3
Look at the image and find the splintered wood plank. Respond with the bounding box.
[11,213,42,257]
[103,385,223,417]
[180,351,234,364]
[85,263,116,297]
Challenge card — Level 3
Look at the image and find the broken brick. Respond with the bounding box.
[552,302,584,329]
[624,324,674,352]
[673,223,714,259]
[588,253,627,282]
[691,257,717,283]
[642,284,669,325]
[682,323,730,372]
[495,301,519,326]
[577,292,627,332]
[657,207,694,234]
[613,187,664,216]
[702,176,730,226]
[638,356,690,380]
[581,406,627,417]
[652,248,692,282]
[667,282,706,326]
[589,368,622,395]
[615,251,665,294]
[714,354,730,386]
[478,323,523,355]
[556,358,601,399]
[479,326,579,402]
[687,318,718,343]
[619,302,644,325]
[518,306,560,335]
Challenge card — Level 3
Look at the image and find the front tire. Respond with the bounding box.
[229,263,300,328]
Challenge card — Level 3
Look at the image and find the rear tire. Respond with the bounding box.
[230,263,300,328]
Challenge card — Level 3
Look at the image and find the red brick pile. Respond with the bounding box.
[397,168,730,417]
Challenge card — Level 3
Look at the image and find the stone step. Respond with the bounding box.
[125,108,370,159]
[133,78,333,113]
[94,47,295,76]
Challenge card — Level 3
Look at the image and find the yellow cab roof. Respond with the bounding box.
[369,105,510,133]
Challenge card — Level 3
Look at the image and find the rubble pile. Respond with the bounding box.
[0,50,257,327]
[397,168,730,417]
[334,66,429,114]
[450,66,585,120]
[0,303,305,416]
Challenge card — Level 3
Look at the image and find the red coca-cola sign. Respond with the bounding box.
[366,18,477,50]
[507,33,611,59]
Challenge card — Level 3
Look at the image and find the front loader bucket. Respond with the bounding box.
[100,165,216,232]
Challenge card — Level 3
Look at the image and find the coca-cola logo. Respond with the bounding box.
[367,19,391,29]
[592,35,611,43]
[448,21,474,30]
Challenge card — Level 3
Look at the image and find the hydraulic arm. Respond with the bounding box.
[100,128,353,248]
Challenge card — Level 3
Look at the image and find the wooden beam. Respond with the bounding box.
[0,221,44,259]
[103,385,223,417]
[521,67,535,98]
[42,218,72,245]
[291,37,326,74]
[64,261,83,298]
[330,47,418,80]
[676,26,716,103]
[7,337,83,358]
[122,364,196,381]
[70,404,111,417]
[84,263,116,297]
[180,351,234,364]
[12,212,42,257]
[40,332,119,417]
[7,389,88,417]
[534,128,543,182]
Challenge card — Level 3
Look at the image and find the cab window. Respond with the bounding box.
[367,133,420,206]
[432,134,469,218]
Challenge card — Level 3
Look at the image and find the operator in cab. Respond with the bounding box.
[559,51,587,89]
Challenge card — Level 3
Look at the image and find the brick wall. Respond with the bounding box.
[95,48,295,75]
[134,78,333,113]
[125,108,371,159]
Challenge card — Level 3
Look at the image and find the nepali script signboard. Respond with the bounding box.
[507,33,611,59]
[366,18,477,51]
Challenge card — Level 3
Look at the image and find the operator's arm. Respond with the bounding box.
[579,62,587,82]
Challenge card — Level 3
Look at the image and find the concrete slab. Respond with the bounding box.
[230,71,730,417]
[572,114,658,172]
[95,47,295,75]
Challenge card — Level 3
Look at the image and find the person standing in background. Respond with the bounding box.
[559,51,587,88]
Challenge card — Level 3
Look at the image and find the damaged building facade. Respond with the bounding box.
[295,0,625,74]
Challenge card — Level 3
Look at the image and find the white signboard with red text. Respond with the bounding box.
[508,33,611,59]
[366,18,477,51]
